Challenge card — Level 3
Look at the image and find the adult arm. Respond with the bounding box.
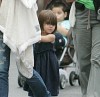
[37,0,44,14]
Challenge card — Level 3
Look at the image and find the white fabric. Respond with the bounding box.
[58,20,70,30]
[21,0,38,10]
[0,0,9,33]
[0,0,41,78]
[21,0,36,8]
[16,45,34,78]
[69,1,76,27]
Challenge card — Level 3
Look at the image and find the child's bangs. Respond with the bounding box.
[45,16,57,25]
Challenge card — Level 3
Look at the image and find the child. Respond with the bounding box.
[23,10,59,97]
[47,1,71,49]
[47,1,71,57]
[50,1,71,37]
[34,10,59,96]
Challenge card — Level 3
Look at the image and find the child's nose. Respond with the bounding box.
[50,25,53,27]
[55,13,58,17]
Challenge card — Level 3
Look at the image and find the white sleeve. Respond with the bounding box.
[20,0,36,8]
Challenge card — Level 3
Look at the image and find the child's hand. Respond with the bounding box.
[41,34,55,42]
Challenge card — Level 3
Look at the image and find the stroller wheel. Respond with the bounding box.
[60,74,67,89]
[18,75,23,87]
[69,71,77,86]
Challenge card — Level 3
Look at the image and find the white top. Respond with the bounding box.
[0,0,41,78]
[58,20,70,30]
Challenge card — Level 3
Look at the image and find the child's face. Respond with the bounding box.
[52,7,67,22]
[43,23,55,34]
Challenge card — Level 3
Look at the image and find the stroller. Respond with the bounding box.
[54,28,80,89]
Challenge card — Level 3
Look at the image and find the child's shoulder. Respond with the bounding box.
[60,20,70,29]
[61,20,70,24]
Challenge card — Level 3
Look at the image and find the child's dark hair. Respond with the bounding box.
[38,10,57,34]
[46,0,71,20]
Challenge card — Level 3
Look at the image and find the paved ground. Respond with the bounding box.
[9,52,82,97]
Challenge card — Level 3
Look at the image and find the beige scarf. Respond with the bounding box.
[69,1,76,27]
[0,0,41,78]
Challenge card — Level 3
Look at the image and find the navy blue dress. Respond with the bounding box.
[34,42,59,96]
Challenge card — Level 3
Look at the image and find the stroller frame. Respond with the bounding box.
[58,28,80,89]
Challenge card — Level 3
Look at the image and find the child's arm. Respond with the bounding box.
[57,24,69,36]
[41,34,55,42]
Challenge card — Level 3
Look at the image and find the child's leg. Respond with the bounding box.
[26,69,51,97]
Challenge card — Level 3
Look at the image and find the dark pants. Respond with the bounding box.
[23,69,51,97]
[0,32,10,97]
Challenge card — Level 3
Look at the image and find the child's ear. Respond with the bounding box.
[64,12,67,18]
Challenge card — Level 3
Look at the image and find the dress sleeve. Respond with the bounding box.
[20,0,36,8]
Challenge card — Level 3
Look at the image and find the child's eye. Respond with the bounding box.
[58,12,62,14]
